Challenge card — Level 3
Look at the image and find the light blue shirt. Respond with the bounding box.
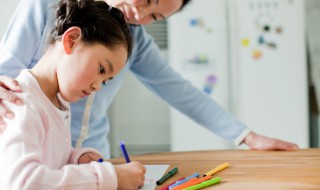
[0,0,250,158]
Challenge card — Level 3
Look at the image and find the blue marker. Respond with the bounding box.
[119,141,131,163]
[169,172,199,189]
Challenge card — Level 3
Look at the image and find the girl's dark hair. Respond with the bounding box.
[50,0,132,57]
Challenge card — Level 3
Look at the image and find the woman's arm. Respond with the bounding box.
[0,0,55,127]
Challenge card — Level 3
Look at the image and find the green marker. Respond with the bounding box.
[156,167,178,185]
[183,177,221,190]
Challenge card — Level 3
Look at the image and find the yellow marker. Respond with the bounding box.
[203,162,229,176]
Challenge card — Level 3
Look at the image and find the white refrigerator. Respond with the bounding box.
[168,0,309,151]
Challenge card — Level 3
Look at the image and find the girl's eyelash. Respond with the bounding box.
[99,65,106,74]
[151,14,157,21]
[100,65,107,86]
[102,77,113,86]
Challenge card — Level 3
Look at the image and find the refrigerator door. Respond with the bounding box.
[168,0,233,151]
[229,0,309,148]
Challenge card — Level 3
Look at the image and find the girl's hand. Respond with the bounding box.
[78,152,103,164]
[114,161,146,190]
[0,75,24,133]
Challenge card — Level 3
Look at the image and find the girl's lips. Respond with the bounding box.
[82,91,91,96]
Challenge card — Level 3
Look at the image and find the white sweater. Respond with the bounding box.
[0,70,117,190]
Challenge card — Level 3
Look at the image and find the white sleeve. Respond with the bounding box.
[68,147,103,164]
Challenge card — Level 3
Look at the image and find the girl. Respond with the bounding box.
[0,0,145,189]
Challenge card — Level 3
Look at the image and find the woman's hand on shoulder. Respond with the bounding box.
[0,75,24,133]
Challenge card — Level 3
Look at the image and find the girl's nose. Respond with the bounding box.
[91,82,101,92]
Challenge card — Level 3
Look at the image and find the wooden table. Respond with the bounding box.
[110,149,320,189]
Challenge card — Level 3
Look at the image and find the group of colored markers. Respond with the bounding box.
[99,141,228,189]
[157,162,229,190]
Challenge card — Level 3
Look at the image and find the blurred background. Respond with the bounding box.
[1,0,319,158]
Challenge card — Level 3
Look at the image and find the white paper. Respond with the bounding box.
[141,165,169,190]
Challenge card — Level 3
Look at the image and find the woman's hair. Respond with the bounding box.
[50,0,132,57]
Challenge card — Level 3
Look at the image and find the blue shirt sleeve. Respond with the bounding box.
[0,0,56,77]
[129,25,251,144]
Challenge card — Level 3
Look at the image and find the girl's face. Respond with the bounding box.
[57,42,127,102]
[107,0,183,25]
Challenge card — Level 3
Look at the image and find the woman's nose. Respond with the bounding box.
[132,6,152,21]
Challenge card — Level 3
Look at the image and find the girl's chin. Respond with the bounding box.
[65,96,81,103]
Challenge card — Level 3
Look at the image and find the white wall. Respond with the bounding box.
[109,71,170,157]
[306,0,320,147]
[306,0,320,112]
[0,0,20,38]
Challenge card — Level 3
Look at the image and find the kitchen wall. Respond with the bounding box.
[109,21,171,157]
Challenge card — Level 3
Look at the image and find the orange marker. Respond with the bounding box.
[172,175,212,190]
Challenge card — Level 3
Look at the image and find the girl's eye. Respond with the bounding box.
[147,0,151,5]
[102,77,113,86]
[151,14,157,21]
[99,65,106,74]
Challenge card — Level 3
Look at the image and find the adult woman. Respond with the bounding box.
[0,0,298,159]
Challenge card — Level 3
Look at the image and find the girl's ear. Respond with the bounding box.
[62,27,82,54]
